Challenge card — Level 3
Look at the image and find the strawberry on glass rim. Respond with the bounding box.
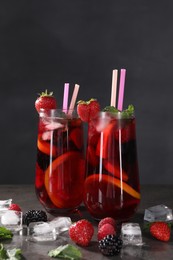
[77,98,100,122]
[35,89,57,113]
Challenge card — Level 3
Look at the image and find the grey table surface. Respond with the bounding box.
[0,185,173,260]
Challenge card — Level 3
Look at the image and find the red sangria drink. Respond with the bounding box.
[35,109,85,215]
[83,106,140,221]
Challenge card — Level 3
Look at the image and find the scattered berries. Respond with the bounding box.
[23,210,47,226]
[77,98,100,122]
[98,217,116,230]
[8,203,21,212]
[150,222,171,242]
[98,234,123,256]
[69,219,94,247]
[97,223,116,241]
[35,90,57,113]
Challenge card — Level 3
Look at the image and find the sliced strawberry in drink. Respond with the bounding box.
[44,151,85,208]
[88,121,100,147]
[85,174,140,200]
[69,128,83,149]
[96,121,116,159]
[35,162,45,188]
[87,146,99,167]
[115,119,136,143]
[37,134,57,157]
[104,160,128,181]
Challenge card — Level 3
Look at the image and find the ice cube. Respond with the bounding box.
[45,122,64,131]
[96,113,111,132]
[27,222,57,242]
[0,210,22,232]
[49,217,72,234]
[0,199,12,211]
[144,204,173,222]
[121,223,143,246]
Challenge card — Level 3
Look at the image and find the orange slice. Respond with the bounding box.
[85,174,140,200]
[44,151,85,208]
[37,134,57,157]
[104,160,128,181]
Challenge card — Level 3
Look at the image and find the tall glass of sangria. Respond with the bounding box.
[35,109,85,215]
[83,106,140,221]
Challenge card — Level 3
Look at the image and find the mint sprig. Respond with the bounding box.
[0,227,13,240]
[0,244,22,260]
[103,104,135,117]
[48,244,82,259]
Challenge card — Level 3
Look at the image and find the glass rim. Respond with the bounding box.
[39,108,79,119]
[96,111,135,119]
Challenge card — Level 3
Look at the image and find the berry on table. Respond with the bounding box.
[98,234,123,256]
[98,217,116,230]
[69,219,94,247]
[149,222,171,242]
[97,223,116,241]
[8,203,21,212]
[23,210,47,226]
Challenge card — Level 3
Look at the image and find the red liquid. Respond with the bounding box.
[84,113,140,221]
[35,113,85,214]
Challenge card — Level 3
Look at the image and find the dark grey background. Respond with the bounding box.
[1,0,173,184]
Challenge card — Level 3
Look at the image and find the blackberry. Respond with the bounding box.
[98,234,123,256]
[23,210,47,226]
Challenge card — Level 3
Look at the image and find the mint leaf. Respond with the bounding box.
[103,106,118,113]
[121,104,135,117]
[0,227,13,240]
[0,244,8,259]
[48,244,82,259]
[103,104,135,118]
[0,244,22,260]
[7,248,22,259]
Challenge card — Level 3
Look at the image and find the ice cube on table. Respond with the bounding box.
[0,199,12,212]
[144,204,173,222]
[121,223,143,246]
[0,210,22,232]
[27,222,57,242]
[49,217,72,234]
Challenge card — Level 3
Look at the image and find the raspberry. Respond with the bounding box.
[98,217,116,230]
[69,219,94,247]
[99,235,123,256]
[97,223,116,241]
[9,204,21,212]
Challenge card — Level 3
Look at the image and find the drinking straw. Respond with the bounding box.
[117,69,126,111]
[62,83,69,113]
[68,84,80,115]
[110,69,118,107]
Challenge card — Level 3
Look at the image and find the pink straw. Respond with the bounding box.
[110,69,118,107]
[117,69,126,111]
[62,83,69,113]
[68,84,80,115]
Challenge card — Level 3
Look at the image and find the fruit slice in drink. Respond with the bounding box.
[84,174,140,220]
[44,151,85,209]
[37,134,57,157]
[85,174,140,200]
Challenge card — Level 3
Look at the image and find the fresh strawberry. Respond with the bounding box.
[69,219,94,246]
[35,89,57,113]
[97,223,116,241]
[9,203,21,212]
[98,217,116,230]
[77,98,100,122]
[150,222,171,242]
